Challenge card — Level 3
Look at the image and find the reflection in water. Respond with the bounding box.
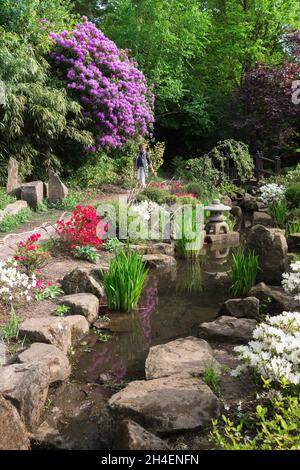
[176,257,206,294]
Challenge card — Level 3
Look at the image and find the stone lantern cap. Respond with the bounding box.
[205,199,231,213]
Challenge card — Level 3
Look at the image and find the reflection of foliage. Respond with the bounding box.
[138,277,158,348]
[176,257,206,294]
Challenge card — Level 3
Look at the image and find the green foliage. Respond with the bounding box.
[101,248,149,312]
[0,304,20,342]
[286,221,300,236]
[68,153,118,189]
[0,207,32,232]
[74,245,99,263]
[206,140,254,182]
[35,285,64,301]
[47,190,85,211]
[268,199,287,228]
[175,208,204,259]
[138,187,170,205]
[0,187,15,209]
[285,184,300,210]
[211,395,300,450]
[54,304,70,316]
[229,248,259,296]
[203,366,221,394]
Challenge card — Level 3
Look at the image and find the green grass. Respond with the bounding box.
[0,207,32,232]
[0,187,15,210]
[269,200,287,228]
[0,305,21,342]
[101,248,149,312]
[203,366,221,393]
[229,248,259,296]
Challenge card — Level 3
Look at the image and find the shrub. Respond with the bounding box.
[282,261,300,301]
[50,19,154,150]
[56,205,108,250]
[14,233,51,275]
[138,187,170,205]
[211,395,300,450]
[48,190,85,210]
[269,199,287,228]
[229,248,259,296]
[0,258,36,305]
[69,154,118,189]
[101,248,149,312]
[182,182,207,199]
[259,183,285,207]
[286,183,300,209]
[232,311,300,387]
[0,305,21,342]
[286,221,300,236]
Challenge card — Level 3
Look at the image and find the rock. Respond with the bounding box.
[18,343,71,383]
[6,157,21,197]
[252,211,273,227]
[231,205,243,231]
[199,316,256,343]
[63,315,90,343]
[4,200,28,216]
[115,420,170,450]
[221,196,232,207]
[145,337,221,380]
[143,254,177,268]
[0,363,50,430]
[19,317,71,354]
[288,233,300,252]
[0,340,8,366]
[0,395,29,450]
[21,181,44,209]
[32,420,62,449]
[43,182,49,199]
[48,170,68,204]
[219,297,260,319]
[130,242,175,257]
[245,225,288,285]
[238,194,258,213]
[107,375,220,435]
[61,268,105,298]
[249,282,300,315]
[60,293,99,323]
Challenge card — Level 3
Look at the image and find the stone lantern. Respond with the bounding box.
[205,199,231,235]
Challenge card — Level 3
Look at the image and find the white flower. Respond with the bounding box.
[259,183,285,206]
[0,260,35,304]
[233,312,300,387]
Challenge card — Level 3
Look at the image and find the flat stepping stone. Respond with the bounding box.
[116,419,170,450]
[18,343,71,383]
[60,293,99,323]
[142,254,176,268]
[63,315,89,342]
[19,317,71,353]
[108,374,220,435]
[145,336,221,380]
[219,297,260,319]
[199,316,257,343]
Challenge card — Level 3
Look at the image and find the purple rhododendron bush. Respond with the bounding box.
[49,18,154,150]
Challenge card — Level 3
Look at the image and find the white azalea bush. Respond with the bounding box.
[259,183,285,206]
[0,258,36,304]
[282,262,300,301]
[232,312,300,387]
[130,200,162,222]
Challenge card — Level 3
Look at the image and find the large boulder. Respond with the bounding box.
[0,395,29,450]
[6,157,21,197]
[0,340,8,366]
[245,225,288,285]
[0,363,50,430]
[252,211,273,227]
[63,315,90,343]
[60,293,99,323]
[61,268,105,298]
[48,170,68,204]
[115,420,170,450]
[145,337,221,380]
[237,194,258,213]
[18,343,71,383]
[248,282,300,315]
[21,181,44,209]
[19,317,72,354]
[107,375,220,435]
[219,297,260,320]
[199,316,256,343]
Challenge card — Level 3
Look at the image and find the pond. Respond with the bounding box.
[44,245,234,449]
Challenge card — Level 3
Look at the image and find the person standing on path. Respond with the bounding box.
[136,142,155,188]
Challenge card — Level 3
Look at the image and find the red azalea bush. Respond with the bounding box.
[14,233,51,274]
[56,205,108,250]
